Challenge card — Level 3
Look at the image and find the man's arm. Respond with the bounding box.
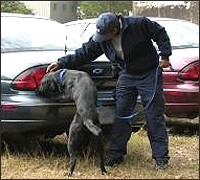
[46,37,103,73]
[141,17,172,68]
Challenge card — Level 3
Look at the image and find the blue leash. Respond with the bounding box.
[116,66,160,121]
[116,63,174,121]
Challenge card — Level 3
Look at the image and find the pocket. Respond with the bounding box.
[118,69,125,76]
[158,66,163,74]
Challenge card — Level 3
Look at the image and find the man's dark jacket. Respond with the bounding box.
[57,16,172,74]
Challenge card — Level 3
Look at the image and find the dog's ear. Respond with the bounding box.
[35,74,45,96]
[43,72,57,85]
[53,72,59,83]
[35,81,45,96]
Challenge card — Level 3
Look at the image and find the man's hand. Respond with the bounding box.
[46,62,60,73]
[159,58,170,68]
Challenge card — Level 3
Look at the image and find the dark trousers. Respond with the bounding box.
[108,66,169,162]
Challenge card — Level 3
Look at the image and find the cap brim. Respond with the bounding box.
[92,32,107,42]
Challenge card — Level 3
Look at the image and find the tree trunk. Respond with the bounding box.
[50,1,78,23]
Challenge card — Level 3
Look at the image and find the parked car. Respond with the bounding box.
[1,13,140,140]
[1,13,199,140]
[64,17,199,119]
[1,13,68,139]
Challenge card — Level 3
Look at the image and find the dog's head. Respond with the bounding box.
[38,71,60,97]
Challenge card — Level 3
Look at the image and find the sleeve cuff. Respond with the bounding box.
[57,58,65,68]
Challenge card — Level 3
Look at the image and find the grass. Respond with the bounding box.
[1,128,199,179]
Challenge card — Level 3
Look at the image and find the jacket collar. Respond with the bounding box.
[120,16,129,33]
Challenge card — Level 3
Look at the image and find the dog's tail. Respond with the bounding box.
[83,119,102,136]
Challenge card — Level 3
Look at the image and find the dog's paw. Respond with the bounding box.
[101,171,107,175]
[64,172,73,177]
[101,168,107,175]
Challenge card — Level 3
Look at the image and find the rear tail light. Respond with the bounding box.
[11,66,46,91]
[177,61,199,81]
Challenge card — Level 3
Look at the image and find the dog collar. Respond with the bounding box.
[59,69,67,83]
[56,69,67,92]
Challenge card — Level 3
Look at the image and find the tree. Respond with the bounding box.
[50,1,78,23]
[132,1,199,25]
[64,1,78,22]
[187,1,199,24]
[1,1,33,14]
[77,1,132,19]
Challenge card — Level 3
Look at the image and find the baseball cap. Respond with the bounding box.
[92,12,119,42]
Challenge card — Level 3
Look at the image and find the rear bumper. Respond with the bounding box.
[1,119,67,134]
[164,85,199,119]
[165,103,199,118]
[1,90,144,135]
[2,83,198,136]
[1,91,116,134]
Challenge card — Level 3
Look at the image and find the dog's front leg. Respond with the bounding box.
[66,156,77,177]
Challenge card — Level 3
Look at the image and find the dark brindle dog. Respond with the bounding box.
[38,69,107,176]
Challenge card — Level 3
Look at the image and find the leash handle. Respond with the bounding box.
[169,63,175,71]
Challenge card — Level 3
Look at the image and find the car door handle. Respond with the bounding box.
[93,68,104,75]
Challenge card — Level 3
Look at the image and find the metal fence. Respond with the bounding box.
[133,3,199,25]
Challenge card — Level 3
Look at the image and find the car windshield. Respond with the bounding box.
[65,18,199,50]
[1,15,67,52]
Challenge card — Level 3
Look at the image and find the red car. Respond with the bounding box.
[163,48,199,118]
[65,17,199,119]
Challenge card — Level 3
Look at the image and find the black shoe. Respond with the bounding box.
[105,158,123,167]
[155,160,168,170]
